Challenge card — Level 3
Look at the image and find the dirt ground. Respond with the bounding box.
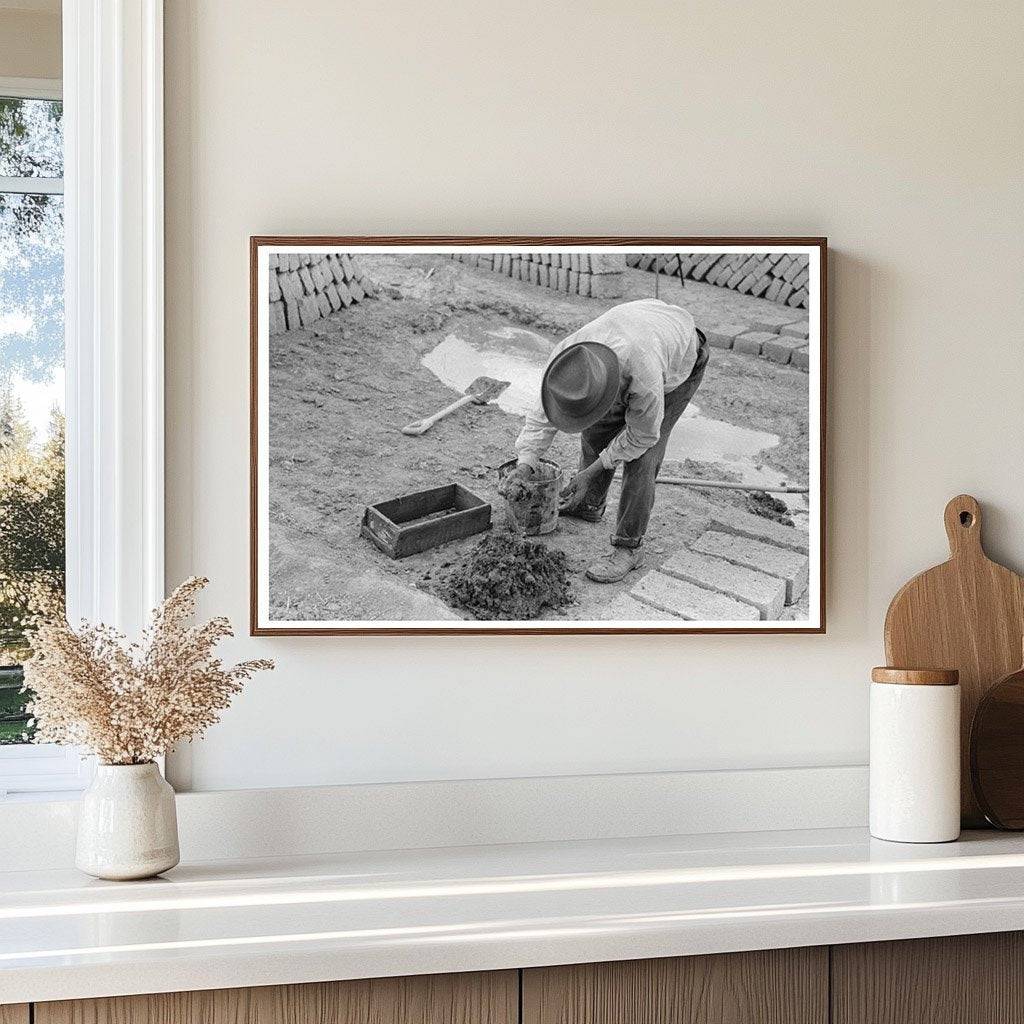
[267,255,811,622]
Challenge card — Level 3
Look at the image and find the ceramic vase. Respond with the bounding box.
[76,762,180,880]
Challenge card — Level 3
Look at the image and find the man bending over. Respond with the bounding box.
[511,298,708,583]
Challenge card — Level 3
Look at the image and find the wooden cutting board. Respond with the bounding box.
[884,494,1024,826]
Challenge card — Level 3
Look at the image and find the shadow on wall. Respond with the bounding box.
[826,249,871,631]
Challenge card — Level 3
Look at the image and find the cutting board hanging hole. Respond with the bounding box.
[944,494,982,557]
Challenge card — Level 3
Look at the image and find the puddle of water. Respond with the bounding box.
[421,323,808,526]
[666,406,807,527]
[421,326,552,417]
[668,401,777,463]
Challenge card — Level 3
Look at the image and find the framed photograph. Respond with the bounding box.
[250,237,826,635]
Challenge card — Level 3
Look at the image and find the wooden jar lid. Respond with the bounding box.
[871,667,960,686]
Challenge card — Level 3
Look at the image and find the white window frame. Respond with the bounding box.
[0,1,165,799]
[0,77,61,101]
[0,76,64,195]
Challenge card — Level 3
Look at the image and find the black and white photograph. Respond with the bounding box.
[251,240,825,634]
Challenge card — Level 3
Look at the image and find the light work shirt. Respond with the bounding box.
[515,299,700,469]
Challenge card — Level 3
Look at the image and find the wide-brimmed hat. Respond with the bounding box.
[541,341,620,433]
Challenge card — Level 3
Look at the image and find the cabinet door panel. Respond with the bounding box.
[523,948,828,1024]
[832,932,1024,1024]
[0,1006,29,1024]
[36,970,517,1024]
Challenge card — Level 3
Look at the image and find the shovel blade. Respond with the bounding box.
[466,375,511,404]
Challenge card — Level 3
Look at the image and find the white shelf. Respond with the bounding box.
[4,827,1024,1004]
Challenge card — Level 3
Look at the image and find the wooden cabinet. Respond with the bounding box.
[34,971,517,1024]
[832,932,1024,1024]
[520,933,1024,1024]
[522,948,827,1024]
[22,932,1024,1024]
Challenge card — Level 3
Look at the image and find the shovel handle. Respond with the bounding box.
[401,394,475,436]
[657,476,809,494]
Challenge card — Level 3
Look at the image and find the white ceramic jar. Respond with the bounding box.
[76,762,180,880]
[869,667,961,843]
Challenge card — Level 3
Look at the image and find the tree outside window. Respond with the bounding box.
[0,94,65,745]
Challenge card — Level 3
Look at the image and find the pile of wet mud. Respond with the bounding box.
[746,490,794,526]
[434,523,574,620]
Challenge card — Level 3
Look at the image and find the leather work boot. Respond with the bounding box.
[559,503,604,523]
[585,547,645,583]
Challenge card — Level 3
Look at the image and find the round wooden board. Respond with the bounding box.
[970,663,1024,829]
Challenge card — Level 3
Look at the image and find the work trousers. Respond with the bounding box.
[567,331,709,549]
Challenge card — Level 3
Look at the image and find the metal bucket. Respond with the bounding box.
[497,458,562,536]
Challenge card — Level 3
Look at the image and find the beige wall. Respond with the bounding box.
[164,1,1024,791]
[0,7,60,81]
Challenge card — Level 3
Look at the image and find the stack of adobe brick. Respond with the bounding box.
[627,252,810,309]
[268,253,376,334]
[627,507,810,622]
[700,317,811,371]
[451,252,625,299]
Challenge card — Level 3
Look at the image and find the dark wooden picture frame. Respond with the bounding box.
[250,236,827,636]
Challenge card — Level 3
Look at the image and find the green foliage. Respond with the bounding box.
[0,96,62,174]
[0,666,29,744]
[0,97,62,240]
[0,396,65,742]
[0,411,64,576]
[0,95,66,742]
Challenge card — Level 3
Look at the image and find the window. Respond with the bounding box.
[0,5,166,798]
[0,79,84,797]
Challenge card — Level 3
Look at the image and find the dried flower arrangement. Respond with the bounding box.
[23,576,273,765]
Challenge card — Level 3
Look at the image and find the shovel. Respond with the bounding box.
[402,376,511,436]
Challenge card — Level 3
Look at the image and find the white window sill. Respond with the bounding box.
[0,744,94,800]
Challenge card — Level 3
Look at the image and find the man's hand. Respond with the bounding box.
[509,461,535,483]
[499,461,536,501]
[559,461,604,509]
